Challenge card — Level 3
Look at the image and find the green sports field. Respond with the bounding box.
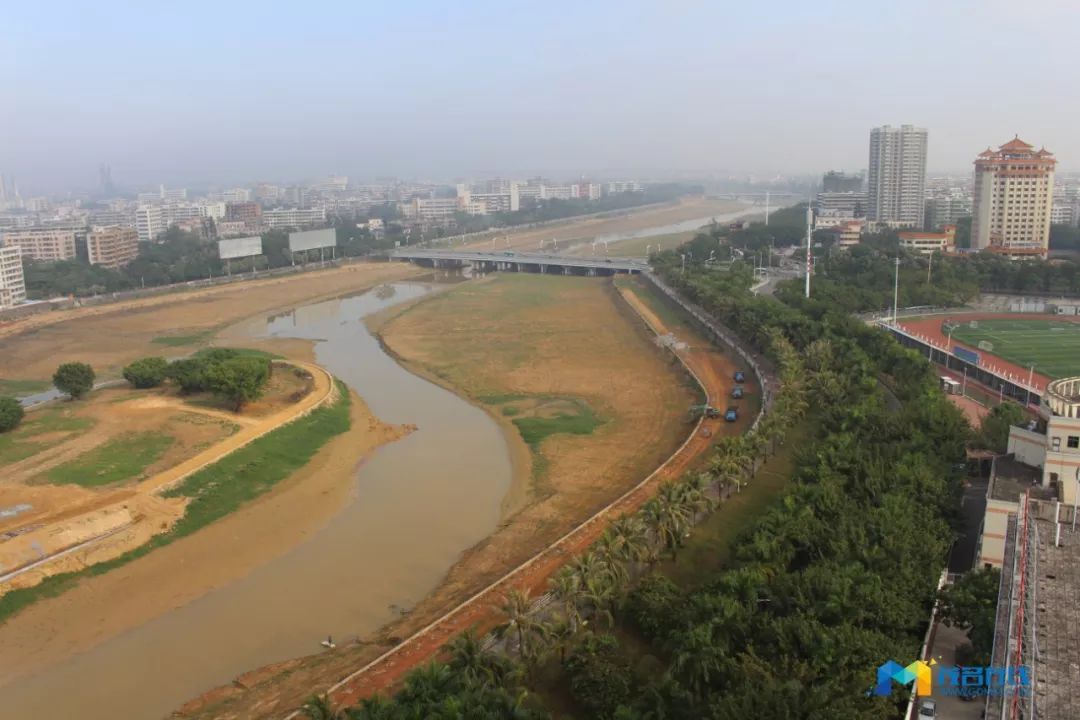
[949,318,1080,379]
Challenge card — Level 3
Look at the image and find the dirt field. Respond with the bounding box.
[0,262,422,385]
[458,197,746,253]
[175,273,751,719]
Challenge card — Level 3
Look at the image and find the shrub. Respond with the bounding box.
[53,362,95,400]
[0,396,24,432]
[122,357,169,389]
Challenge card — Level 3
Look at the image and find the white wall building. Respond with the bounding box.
[867,124,928,228]
[223,188,252,203]
[0,227,78,261]
[135,205,166,242]
[606,180,642,194]
[0,244,26,309]
[263,207,327,229]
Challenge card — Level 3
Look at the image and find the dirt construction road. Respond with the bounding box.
[308,282,750,711]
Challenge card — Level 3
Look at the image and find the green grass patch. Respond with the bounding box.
[660,417,815,587]
[0,408,96,465]
[0,378,52,396]
[615,275,696,336]
[0,382,351,625]
[949,318,1080,379]
[43,432,175,487]
[512,405,601,446]
[501,405,520,417]
[151,330,214,347]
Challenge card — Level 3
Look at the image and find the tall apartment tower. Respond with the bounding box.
[867,125,928,228]
[972,137,1055,260]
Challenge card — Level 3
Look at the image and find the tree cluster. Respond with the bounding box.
[165,349,271,411]
[0,395,24,432]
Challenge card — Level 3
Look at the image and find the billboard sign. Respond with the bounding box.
[217,236,263,260]
[954,347,980,366]
[288,228,336,252]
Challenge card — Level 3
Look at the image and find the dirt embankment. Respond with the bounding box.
[174,273,706,718]
[0,262,422,382]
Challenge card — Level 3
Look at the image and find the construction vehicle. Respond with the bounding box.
[688,404,721,421]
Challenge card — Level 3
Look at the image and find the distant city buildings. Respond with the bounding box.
[867,124,928,228]
[924,195,972,230]
[87,226,139,269]
[972,137,1055,260]
[0,244,26,309]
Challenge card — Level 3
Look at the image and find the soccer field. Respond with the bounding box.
[948,318,1080,379]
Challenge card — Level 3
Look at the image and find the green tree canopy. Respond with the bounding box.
[975,402,1027,453]
[0,396,24,432]
[122,357,170,389]
[53,362,95,399]
[205,356,270,412]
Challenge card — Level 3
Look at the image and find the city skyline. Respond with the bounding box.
[4,1,1079,193]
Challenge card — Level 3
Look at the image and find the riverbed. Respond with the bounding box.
[0,281,514,719]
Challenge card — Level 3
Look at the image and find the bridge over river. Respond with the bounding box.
[390,249,649,275]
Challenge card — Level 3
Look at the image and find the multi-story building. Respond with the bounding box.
[867,124,928,228]
[606,180,642,194]
[924,195,972,230]
[161,203,202,226]
[830,220,865,248]
[821,170,863,193]
[87,226,139,269]
[135,205,166,243]
[253,184,282,204]
[540,184,574,201]
[321,176,348,193]
[898,225,956,255]
[222,188,251,203]
[216,220,254,238]
[972,137,1055,260]
[572,183,602,201]
[198,201,227,221]
[1051,202,1074,226]
[815,191,867,218]
[263,207,327,229]
[226,201,263,227]
[0,244,26,309]
[0,227,78,261]
[401,197,460,223]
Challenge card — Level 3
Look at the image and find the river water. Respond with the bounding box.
[0,282,513,719]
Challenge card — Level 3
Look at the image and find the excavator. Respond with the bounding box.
[688,404,721,421]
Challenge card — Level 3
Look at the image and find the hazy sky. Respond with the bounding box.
[3,0,1078,192]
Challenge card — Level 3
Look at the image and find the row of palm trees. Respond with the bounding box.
[300,333,814,719]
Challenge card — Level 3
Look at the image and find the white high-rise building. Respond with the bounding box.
[867,124,928,228]
[135,205,166,242]
[0,244,26,309]
[972,137,1055,260]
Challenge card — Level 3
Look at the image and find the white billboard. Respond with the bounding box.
[217,236,263,260]
[288,228,336,252]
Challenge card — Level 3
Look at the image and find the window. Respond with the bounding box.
[1053,437,1061,450]
[1069,436,1080,449]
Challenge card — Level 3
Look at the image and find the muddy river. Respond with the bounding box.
[0,281,513,719]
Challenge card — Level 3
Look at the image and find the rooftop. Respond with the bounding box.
[1030,517,1080,717]
[989,455,1056,503]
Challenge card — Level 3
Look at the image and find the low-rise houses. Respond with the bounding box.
[898,225,956,255]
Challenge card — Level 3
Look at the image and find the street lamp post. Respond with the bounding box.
[892,257,901,325]
[1026,364,1036,407]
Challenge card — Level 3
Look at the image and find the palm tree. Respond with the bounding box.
[608,514,651,572]
[301,693,343,720]
[580,571,616,628]
[595,529,630,588]
[346,696,395,720]
[549,567,584,631]
[446,628,514,684]
[541,615,576,664]
[501,588,537,658]
[399,661,456,706]
[669,622,726,698]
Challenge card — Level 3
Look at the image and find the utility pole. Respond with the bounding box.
[804,203,812,298]
[765,191,770,226]
[892,257,901,325]
[927,251,933,284]
[1026,364,1035,407]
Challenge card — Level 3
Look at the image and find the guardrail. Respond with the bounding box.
[641,272,774,429]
